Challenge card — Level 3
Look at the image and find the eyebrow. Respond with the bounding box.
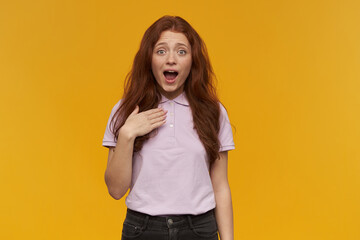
[154,42,190,49]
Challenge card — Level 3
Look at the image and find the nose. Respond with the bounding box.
[166,51,176,65]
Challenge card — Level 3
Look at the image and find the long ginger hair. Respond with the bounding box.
[111,15,221,166]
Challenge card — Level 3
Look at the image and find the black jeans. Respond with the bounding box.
[121,208,219,240]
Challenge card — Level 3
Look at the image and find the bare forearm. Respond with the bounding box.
[104,128,135,199]
[214,185,234,240]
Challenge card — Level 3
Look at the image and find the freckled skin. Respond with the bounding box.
[152,31,192,100]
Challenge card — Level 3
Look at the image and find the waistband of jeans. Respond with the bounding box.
[127,208,215,222]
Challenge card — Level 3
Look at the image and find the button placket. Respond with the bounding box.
[169,101,175,136]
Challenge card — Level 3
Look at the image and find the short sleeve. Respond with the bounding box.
[102,99,122,148]
[218,103,235,152]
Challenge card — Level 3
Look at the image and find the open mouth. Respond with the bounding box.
[163,70,178,82]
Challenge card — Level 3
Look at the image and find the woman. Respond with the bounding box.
[102,15,235,240]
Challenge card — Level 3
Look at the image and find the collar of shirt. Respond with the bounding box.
[159,92,189,107]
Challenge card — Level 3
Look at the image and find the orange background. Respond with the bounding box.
[1,0,359,239]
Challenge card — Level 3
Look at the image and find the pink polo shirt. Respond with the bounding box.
[102,92,235,216]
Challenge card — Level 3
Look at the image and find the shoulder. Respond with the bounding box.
[217,101,235,151]
[219,102,227,112]
[109,99,122,114]
[218,102,230,119]
[113,99,122,109]
[106,99,123,126]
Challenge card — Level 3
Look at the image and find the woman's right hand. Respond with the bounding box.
[120,105,167,139]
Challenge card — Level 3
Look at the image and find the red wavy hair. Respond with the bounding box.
[111,15,221,166]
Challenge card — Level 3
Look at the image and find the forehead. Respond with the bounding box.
[155,30,190,46]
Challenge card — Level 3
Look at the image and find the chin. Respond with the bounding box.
[160,85,181,96]
[163,86,177,92]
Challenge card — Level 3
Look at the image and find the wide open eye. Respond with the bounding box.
[178,50,186,55]
[157,49,166,54]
